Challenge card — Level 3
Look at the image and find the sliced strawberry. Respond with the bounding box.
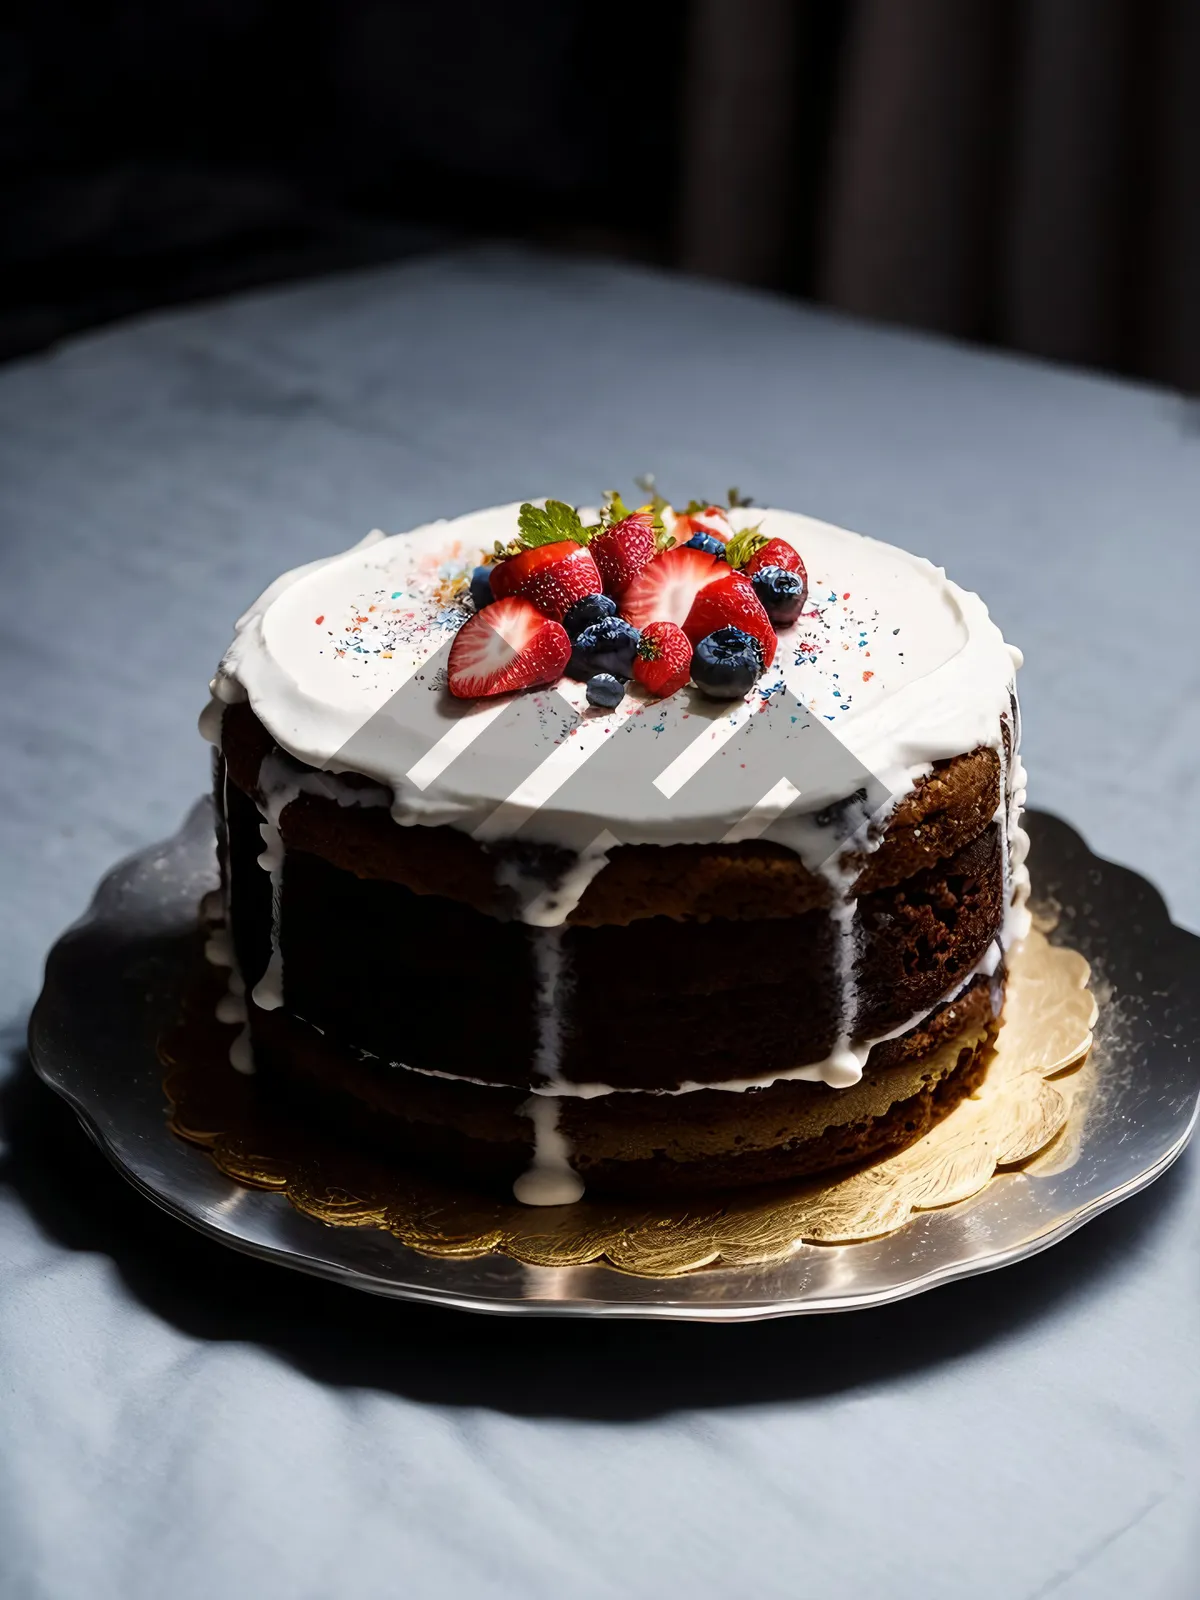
[447,597,570,699]
[633,620,692,698]
[620,545,724,630]
[489,541,602,620]
[589,511,658,595]
[743,537,805,579]
[683,570,777,668]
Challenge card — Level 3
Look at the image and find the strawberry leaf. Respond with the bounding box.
[724,523,767,570]
[600,489,633,526]
[633,473,671,517]
[517,500,593,547]
[683,488,756,514]
[601,489,666,544]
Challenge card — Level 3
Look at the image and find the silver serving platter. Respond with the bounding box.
[28,801,1199,1320]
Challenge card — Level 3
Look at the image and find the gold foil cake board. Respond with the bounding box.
[162,928,1096,1279]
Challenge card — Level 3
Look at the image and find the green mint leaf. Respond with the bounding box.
[727,486,754,508]
[724,523,767,570]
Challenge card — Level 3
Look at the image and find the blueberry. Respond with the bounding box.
[567,616,640,681]
[585,672,625,709]
[691,627,763,699]
[751,564,806,626]
[470,565,494,610]
[684,532,727,558]
[563,591,617,639]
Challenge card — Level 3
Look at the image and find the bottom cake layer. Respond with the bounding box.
[244,968,1004,1197]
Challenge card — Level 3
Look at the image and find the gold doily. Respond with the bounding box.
[162,927,1096,1278]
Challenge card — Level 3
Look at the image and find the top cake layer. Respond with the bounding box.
[206,503,1021,879]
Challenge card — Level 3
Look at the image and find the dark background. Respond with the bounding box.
[4,0,1198,387]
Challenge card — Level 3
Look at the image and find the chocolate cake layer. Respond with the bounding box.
[220,703,1001,926]
[222,772,1004,1092]
[247,974,1001,1196]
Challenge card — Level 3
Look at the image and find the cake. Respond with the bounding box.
[200,490,1029,1205]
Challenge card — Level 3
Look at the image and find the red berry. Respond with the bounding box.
[620,544,724,630]
[743,538,805,580]
[632,620,692,698]
[683,570,777,668]
[675,507,732,543]
[447,596,571,699]
[589,511,657,595]
[489,541,602,620]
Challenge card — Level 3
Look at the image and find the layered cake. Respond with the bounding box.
[200,489,1029,1204]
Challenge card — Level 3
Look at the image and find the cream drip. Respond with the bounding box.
[528,927,572,1089]
[818,859,867,1090]
[512,1097,583,1207]
[198,668,248,746]
[1004,747,1033,946]
[250,786,291,1012]
[513,927,584,1205]
[249,752,392,1012]
[494,831,620,928]
[993,707,1032,953]
[206,767,255,1073]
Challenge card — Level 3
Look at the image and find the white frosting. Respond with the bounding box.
[206,501,1026,1204]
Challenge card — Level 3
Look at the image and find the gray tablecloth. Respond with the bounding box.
[2,248,1197,1600]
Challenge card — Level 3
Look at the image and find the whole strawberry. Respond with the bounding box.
[683,570,777,669]
[489,539,601,620]
[725,523,806,582]
[487,500,606,620]
[632,620,692,698]
[589,509,659,596]
[744,538,805,580]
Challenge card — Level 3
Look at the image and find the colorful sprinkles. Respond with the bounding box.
[310,528,907,735]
